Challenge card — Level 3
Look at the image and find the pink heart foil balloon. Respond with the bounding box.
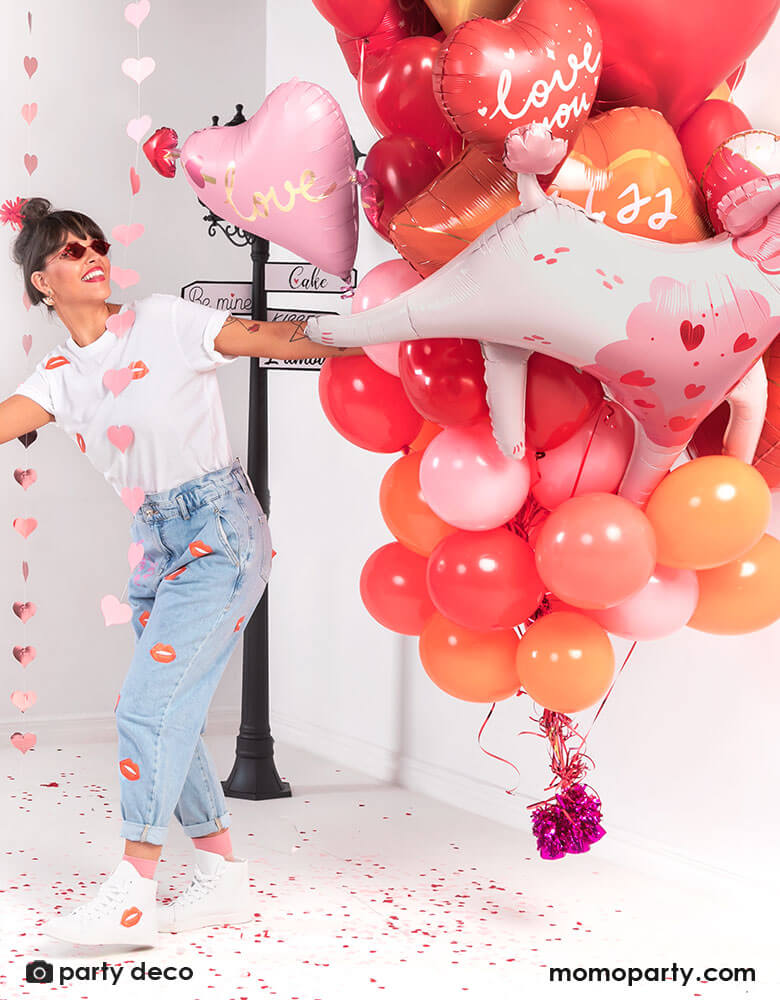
[13,646,37,667]
[10,732,36,753]
[179,79,359,280]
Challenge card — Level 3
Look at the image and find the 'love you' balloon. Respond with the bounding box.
[433,0,602,161]
[149,79,359,280]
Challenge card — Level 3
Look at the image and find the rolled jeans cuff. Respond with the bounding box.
[179,811,232,838]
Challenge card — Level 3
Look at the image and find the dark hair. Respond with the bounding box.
[10,197,106,315]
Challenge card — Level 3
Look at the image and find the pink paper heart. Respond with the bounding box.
[24,153,38,176]
[13,517,37,539]
[110,265,140,289]
[128,541,144,571]
[21,102,37,124]
[107,425,134,453]
[22,560,29,582]
[13,468,37,490]
[23,55,37,78]
[126,115,152,144]
[27,12,32,31]
[106,309,135,338]
[130,166,141,195]
[124,0,150,28]
[178,79,359,279]
[103,367,133,397]
[12,601,37,624]
[13,646,37,667]
[11,690,36,713]
[22,333,32,354]
[121,487,145,514]
[11,732,36,753]
[22,291,31,311]
[101,594,132,626]
[121,56,155,85]
[111,224,144,246]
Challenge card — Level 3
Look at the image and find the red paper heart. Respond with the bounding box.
[587,0,780,129]
[433,0,602,159]
[129,166,141,195]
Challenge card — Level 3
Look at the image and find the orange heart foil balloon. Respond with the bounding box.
[547,108,712,243]
[390,107,711,276]
[423,0,515,34]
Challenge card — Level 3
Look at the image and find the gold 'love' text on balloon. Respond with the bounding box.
[488,42,602,131]
[223,164,337,221]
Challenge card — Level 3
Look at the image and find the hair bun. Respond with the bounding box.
[20,196,52,227]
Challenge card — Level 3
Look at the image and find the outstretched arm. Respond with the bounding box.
[213,315,365,361]
[0,394,54,445]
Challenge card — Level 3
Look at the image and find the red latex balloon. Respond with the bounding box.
[360,37,461,157]
[677,100,753,186]
[427,528,545,630]
[313,0,391,38]
[526,354,604,451]
[534,493,657,610]
[335,0,441,77]
[360,541,436,635]
[362,136,443,241]
[319,356,423,452]
[399,338,489,425]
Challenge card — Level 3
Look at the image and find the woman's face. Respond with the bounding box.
[32,229,111,308]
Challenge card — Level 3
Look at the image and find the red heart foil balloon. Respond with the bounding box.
[142,126,178,178]
[587,0,780,129]
[313,0,391,37]
[433,0,602,160]
[362,136,443,240]
[335,0,441,77]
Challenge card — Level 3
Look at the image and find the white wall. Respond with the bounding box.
[2,0,778,882]
[265,0,780,883]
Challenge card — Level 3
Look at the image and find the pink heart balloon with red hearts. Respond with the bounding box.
[178,80,358,279]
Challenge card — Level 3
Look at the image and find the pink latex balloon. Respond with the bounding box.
[532,401,635,509]
[178,79,358,279]
[419,418,531,530]
[587,564,699,640]
[305,123,780,504]
[352,259,421,376]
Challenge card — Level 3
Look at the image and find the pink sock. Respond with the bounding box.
[192,828,233,858]
[123,854,158,879]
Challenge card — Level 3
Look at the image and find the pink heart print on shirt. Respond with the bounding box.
[108,425,134,453]
[13,517,37,539]
[11,732,36,754]
[13,646,37,667]
[103,367,133,397]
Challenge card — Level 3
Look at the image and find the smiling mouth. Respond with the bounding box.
[82,269,105,282]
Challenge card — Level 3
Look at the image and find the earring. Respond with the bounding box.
[43,293,54,306]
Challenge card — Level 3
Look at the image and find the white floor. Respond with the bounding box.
[1,726,776,1000]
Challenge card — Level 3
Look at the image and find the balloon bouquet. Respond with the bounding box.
[307,0,780,859]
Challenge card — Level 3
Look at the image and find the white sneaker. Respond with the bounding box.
[40,859,159,947]
[157,848,253,932]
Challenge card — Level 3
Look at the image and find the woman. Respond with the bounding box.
[2,197,362,947]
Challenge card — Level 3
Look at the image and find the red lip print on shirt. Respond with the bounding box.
[119,757,140,781]
[130,360,149,380]
[75,433,86,452]
[44,356,70,370]
[189,540,212,558]
[139,611,150,628]
[150,642,176,663]
[120,907,143,927]
[164,566,187,581]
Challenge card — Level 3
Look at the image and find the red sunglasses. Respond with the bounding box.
[51,238,111,262]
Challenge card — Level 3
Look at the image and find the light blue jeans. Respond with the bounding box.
[116,457,272,845]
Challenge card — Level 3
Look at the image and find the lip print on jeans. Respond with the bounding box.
[150,642,176,663]
[119,757,140,781]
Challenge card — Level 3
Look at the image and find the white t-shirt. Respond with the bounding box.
[14,292,240,497]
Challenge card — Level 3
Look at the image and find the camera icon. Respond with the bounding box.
[26,960,54,983]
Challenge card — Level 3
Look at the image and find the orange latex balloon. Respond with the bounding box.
[687,534,780,634]
[547,107,711,243]
[380,451,459,557]
[645,456,772,570]
[390,107,710,277]
[515,612,615,714]
[419,611,520,702]
[408,420,444,453]
[422,0,516,33]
